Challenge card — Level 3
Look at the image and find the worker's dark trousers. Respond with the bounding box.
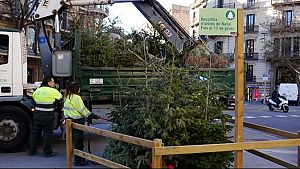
[29,111,55,155]
[72,118,86,164]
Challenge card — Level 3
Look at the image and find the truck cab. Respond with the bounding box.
[0,29,34,152]
[0,29,27,97]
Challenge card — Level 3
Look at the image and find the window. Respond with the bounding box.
[247,65,253,76]
[246,64,254,82]
[274,38,280,57]
[245,39,254,58]
[214,41,223,54]
[0,34,9,65]
[217,0,223,8]
[192,30,196,38]
[26,26,35,53]
[61,11,68,30]
[246,14,255,32]
[293,37,299,56]
[282,37,291,57]
[27,69,33,83]
[283,10,292,27]
[248,0,255,5]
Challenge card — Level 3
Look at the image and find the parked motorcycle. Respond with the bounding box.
[266,96,289,113]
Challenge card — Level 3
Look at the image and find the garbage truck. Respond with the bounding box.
[0,0,234,152]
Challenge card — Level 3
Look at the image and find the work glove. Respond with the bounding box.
[87,113,101,122]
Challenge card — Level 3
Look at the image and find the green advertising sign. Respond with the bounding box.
[199,8,237,36]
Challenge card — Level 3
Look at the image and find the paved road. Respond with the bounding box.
[225,101,300,133]
[0,103,298,168]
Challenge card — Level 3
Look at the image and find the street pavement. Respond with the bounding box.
[0,102,298,168]
[225,101,300,133]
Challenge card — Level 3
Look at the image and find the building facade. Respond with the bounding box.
[188,0,297,101]
[170,4,190,32]
[268,0,300,94]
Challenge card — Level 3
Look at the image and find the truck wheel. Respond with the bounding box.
[0,106,31,152]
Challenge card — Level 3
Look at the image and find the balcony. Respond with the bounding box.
[271,0,300,6]
[191,0,206,9]
[292,51,300,58]
[244,25,259,33]
[222,53,235,63]
[0,4,10,14]
[270,22,300,33]
[242,1,259,9]
[212,3,235,8]
[246,75,256,82]
[244,53,259,60]
[266,50,300,61]
[87,5,109,17]
[191,17,199,27]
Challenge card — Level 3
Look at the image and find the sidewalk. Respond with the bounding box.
[235,128,297,168]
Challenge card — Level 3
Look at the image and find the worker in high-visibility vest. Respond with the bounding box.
[63,82,100,166]
[29,77,63,157]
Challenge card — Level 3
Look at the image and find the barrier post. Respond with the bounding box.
[234,9,245,168]
[66,119,73,168]
[152,139,163,168]
[297,132,300,168]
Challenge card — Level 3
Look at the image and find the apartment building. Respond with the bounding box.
[189,0,298,101]
[170,4,190,32]
[268,0,300,93]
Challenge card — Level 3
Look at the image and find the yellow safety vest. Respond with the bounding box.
[33,86,62,111]
[63,94,91,119]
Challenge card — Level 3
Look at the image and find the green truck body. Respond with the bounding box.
[71,31,235,108]
[76,67,235,107]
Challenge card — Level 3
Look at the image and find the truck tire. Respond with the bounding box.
[0,106,31,152]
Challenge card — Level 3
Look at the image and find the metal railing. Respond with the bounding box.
[0,4,10,13]
[270,22,300,33]
[244,25,259,33]
[244,53,259,60]
[191,17,199,26]
[87,5,109,17]
[266,50,300,59]
[242,1,259,8]
[222,53,235,63]
[271,0,300,5]
[212,2,235,8]
[246,75,256,82]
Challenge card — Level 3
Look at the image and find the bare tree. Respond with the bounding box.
[263,5,300,76]
[0,0,39,30]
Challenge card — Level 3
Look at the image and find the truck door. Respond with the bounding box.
[0,32,13,96]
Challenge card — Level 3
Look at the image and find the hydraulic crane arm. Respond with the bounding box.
[132,1,195,53]
[34,0,195,77]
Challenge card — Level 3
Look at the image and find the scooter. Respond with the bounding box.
[266,96,289,113]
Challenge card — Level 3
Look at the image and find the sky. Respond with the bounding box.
[107,0,195,33]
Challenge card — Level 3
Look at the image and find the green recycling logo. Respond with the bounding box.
[225,10,235,20]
